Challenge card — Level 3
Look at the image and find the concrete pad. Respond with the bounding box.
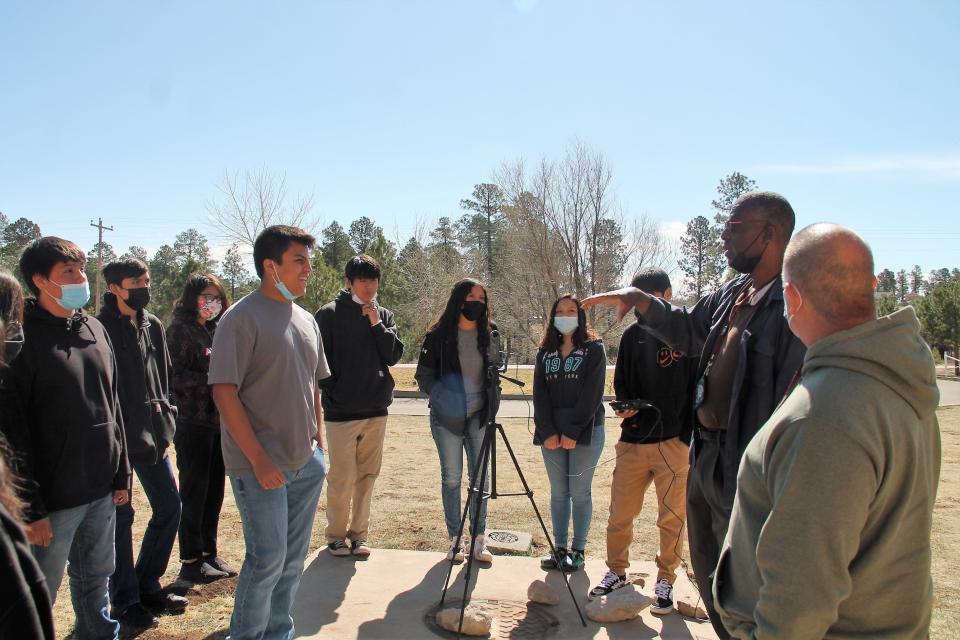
[291,547,718,639]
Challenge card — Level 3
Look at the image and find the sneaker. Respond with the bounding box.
[472,534,494,563]
[351,539,371,557]
[140,590,188,613]
[446,535,467,562]
[588,571,627,600]
[563,549,585,573]
[204,555,238,577]
[113,603,159,629]
[540,547,567,571]
[651,578,674,615]
[178,560,229,584]
[328,539,351,557]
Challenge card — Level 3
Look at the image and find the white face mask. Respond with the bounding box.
[351,292,376,306]
[553,316,579,336]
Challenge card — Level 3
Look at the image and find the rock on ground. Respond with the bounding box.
[585,587,650,622]
[436,604,493,637]
[677,599,709,620]
[527,579,560,605]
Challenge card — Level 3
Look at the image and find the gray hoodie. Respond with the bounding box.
[714,306,941,639]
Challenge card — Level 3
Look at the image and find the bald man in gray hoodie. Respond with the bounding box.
[714,224,942,639]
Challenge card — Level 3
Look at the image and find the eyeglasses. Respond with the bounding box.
[723,219,768,234]
[198,294,222,304]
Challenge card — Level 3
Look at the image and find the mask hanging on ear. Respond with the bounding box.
[271,264,299,301]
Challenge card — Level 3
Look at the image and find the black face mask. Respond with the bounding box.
[728,227,769,275]
[124,287,151,311]
[3,322,24,363]
[461,300,486,322]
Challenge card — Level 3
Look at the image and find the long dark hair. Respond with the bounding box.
[425,277,493,353]
[539,294,599,353]
[0,270,24,329]
[174,272,230,322]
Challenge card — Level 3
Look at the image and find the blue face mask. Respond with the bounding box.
[48,280,91,311]
[272,264,299,301]
[553,316,579,336]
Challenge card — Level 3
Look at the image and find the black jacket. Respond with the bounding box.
[0,503,54,639]
[614,321,695,445]
[166,310,219,429]
[5,300,130,522]
[97,294,177,465]
[415,324,501,433]
[532,340,606,445]
[315,290,404,421]
[637,275,805,503]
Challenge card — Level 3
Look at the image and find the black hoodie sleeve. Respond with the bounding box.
[614,326,634,401]
[315,305,336,389]
[103,332,131,493]
[414,333,437,395]
[532,349,559,444]
[6,351,45,522]
[372,308,404,367]
[558,341,607,440]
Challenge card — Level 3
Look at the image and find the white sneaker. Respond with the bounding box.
[472,534,494,563]
[446,535,467,562]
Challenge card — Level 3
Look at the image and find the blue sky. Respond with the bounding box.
[1,0,957,281]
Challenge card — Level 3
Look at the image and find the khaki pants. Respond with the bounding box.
[324,417,388,542]
[605,437,690,583]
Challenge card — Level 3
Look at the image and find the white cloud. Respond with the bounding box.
[764,153,960,179]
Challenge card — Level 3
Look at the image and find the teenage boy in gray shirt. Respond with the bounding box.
[209,225,330,640]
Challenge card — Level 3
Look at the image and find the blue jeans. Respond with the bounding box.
[228,447,327,640]
[31,493,119,640]
[111,454,181,608]
[430,412,488,538]
[540,423,605,550]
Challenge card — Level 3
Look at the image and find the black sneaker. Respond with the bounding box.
[328,539,351,557]
[651,578,674,615]
[179,560,229,584]
[113,603,159,629]
[140,590,188,613]
[540,547,567,571]
[563,549,585,573]
[205,555,238,577]
[588,571,627,600]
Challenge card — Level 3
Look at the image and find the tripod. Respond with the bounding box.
[438,357,587,636]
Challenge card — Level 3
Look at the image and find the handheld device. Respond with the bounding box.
[609,399,651,412]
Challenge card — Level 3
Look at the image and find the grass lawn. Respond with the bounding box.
[53,407,960,638]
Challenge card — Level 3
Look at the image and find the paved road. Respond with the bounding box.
[391,379,960,416]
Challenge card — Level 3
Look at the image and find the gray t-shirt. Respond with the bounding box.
[458,328,485,415]
[208,290,331,476]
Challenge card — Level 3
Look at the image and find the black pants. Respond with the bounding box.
[174,421,225,561]
[686,437,733,640]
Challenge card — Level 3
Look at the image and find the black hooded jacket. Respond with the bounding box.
[315,289,404,421]
[4,300,130,522]
[614,321,695,445]
[97,293,177,465]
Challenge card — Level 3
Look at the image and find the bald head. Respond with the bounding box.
[783,223,876,324]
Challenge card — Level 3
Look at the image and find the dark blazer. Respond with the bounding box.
[637,275,805,503]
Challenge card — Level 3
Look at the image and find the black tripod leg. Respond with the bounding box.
[440,425,493,608]
[496,425,587,627]
[457,425,493,636]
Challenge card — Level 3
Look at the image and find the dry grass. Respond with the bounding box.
[53,408,960,639]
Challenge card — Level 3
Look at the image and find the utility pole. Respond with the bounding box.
[89,217,114,313]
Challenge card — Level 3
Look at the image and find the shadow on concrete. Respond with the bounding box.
[289,550,358,637]
[356,559,478,639]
